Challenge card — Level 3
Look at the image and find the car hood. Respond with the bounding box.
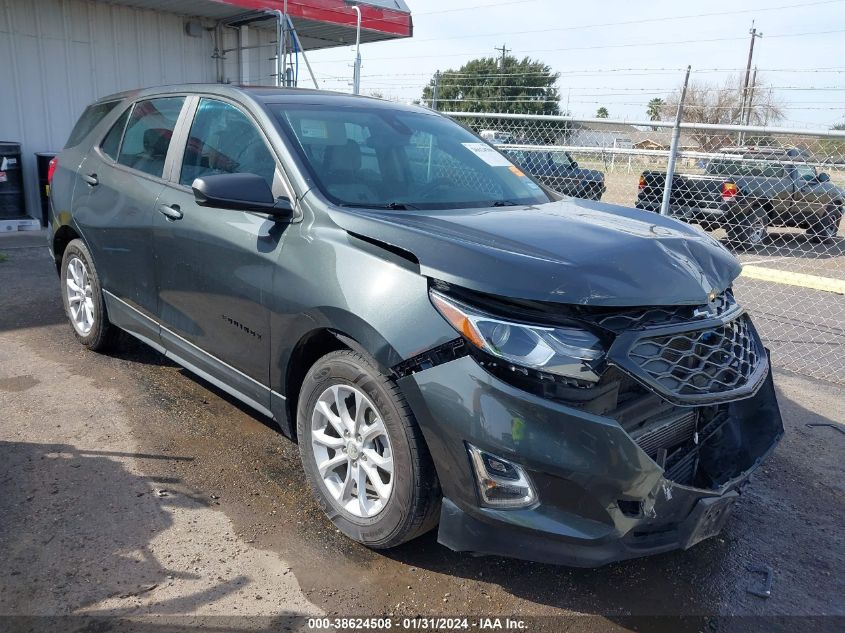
[325,197,741,307]
[573,168,604,183]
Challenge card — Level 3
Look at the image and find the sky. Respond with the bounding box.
[301,0,845,128]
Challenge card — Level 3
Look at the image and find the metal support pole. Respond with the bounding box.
[351,5,362,95]
[660,65,691,217]
[274,11,282,87]
[288,25,320,89]
[432,70,440,110]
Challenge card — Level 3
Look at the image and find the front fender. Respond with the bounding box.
[269,222,457,396]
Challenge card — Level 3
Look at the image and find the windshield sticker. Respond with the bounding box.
[508,165,526,177]
[300,119,328,139]
[461,142,514,167]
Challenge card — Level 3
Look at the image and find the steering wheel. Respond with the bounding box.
[417,178,456,200]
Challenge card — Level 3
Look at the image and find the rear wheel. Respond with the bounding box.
[60,239,119,351]
[297,350,440,549]
[807,204,842,243]
[726,206,769,250]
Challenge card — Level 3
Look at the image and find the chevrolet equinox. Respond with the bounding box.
[47,86,783,566]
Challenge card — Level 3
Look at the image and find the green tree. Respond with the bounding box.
[423,56,560,115]
[596,107,609,118]
[647,98,664,121]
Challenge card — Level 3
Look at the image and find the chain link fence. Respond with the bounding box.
[447,111,845,384]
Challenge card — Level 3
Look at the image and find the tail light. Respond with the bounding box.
[638,175,646,190]
[721,182,738,201]
[47,157,58,186]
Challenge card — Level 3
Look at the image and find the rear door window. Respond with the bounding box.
[100,108,130,161]
[117,97,186,179]
[180,98,277,188]
[65,101,120,149]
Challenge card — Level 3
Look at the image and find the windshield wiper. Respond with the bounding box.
[491,200,520,207]
[341,202,417,210]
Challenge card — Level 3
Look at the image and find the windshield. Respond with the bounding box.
[269,105,551,210]
[707,159,786,178]
[503,149,574,171]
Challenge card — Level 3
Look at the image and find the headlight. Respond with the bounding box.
[430,289,604,382]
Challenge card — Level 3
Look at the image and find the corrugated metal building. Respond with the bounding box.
[0,0,412,225]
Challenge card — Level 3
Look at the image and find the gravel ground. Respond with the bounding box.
[1,232,843,632]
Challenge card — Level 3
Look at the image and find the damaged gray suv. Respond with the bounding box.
[48,85,783,566]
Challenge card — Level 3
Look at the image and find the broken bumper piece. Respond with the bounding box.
[398,354,783,568]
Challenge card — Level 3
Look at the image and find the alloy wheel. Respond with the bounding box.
[310,384,394,518]
[65,256,95,335]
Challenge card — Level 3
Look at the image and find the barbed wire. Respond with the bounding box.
[308,28,845,64]
[412,0,845,43]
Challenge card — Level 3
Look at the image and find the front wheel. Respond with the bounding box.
[726,206,769,250]
[60,239,119,351]
[807,204,842,243]
[297,350,441,549]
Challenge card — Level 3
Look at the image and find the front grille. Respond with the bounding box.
[627,314,761,398]
[591,290,737,332]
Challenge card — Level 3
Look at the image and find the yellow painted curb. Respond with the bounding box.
[740,265,845,295]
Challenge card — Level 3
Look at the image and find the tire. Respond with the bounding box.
[60,239,120,351]
[807,204,842,243]
[726,206,769,250]
[297,350,441,549]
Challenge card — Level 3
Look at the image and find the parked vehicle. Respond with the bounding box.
[636,147,844,247]
[480,129,514,145]
[504,148,606,200]
[48,86,783,567]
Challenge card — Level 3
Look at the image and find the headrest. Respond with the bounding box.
[325,140,362,172]
[143,128,172,157]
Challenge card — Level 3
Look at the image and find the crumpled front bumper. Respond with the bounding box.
[397,355,783,567]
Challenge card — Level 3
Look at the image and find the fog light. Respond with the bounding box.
[467,444,537,508]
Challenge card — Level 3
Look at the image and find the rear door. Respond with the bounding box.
[152,96,293,413]
[72,96,186,344]
[790,164,826,222]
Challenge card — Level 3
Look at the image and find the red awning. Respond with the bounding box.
[213,0,412,38]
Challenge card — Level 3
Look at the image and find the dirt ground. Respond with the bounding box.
[1,231,843,633]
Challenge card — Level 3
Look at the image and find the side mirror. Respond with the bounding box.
[192,173,294,219]
[571,161,579,169]
[818,172,831,183]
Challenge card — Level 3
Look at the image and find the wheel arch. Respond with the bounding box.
[279,315,405,441]
[52,225,83,273]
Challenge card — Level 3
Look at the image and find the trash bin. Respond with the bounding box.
[0,142,25,218]
[35,152,58,227]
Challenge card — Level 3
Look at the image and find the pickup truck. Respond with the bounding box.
[635,148,844,247]
[504,148,606,201]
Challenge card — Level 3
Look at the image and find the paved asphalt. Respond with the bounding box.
[1,230,843,633]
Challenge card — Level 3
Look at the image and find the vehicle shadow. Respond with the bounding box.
[0,440,255,618]
[110,336,280,434]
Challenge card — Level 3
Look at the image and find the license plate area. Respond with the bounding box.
[680,492,738,549]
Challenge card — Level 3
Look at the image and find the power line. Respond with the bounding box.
[412,0,845,44]
[309,28,845,64]
[416,0,542,16]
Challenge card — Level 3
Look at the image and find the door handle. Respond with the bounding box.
[81,173,98,187]
[158,204,183,221]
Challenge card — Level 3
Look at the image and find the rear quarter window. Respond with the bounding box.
[65,101,121,149]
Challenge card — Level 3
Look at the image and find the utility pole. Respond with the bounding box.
[745,66,758,126]
[494,44,511,105]
[494,43,510,69]
[738,21,763,144]
[431,70,440,110]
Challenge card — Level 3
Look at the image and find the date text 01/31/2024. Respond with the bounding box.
[306,617,528,630]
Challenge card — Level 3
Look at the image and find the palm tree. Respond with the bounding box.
[596,107,609,119]
[647,98,664,121]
